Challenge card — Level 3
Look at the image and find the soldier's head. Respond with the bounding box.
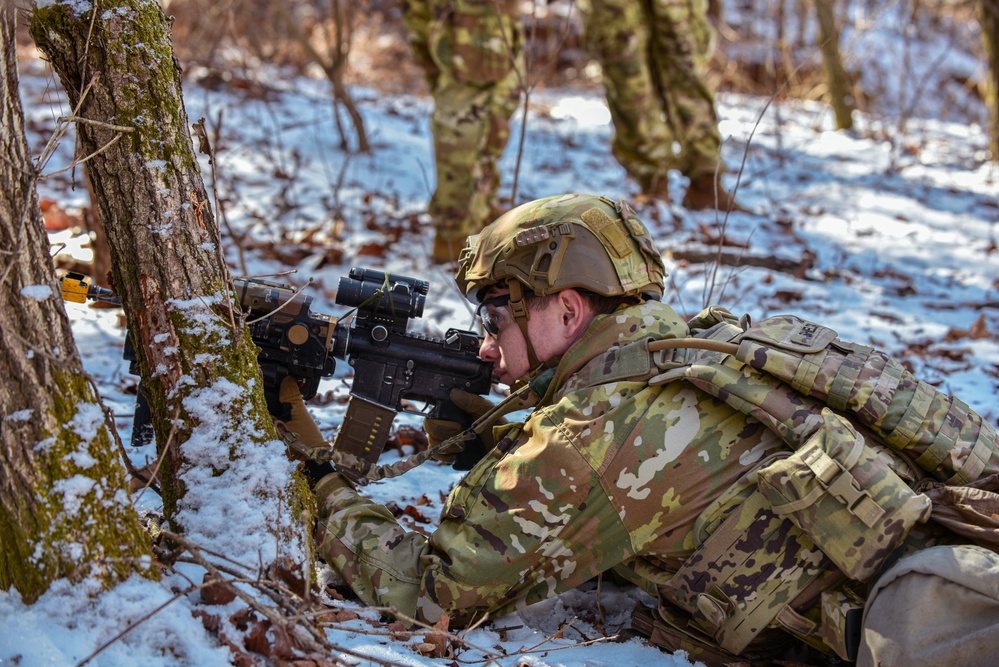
[455,193,666,384]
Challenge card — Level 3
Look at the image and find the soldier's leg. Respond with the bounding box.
[647,0,723,182]
[400,0,439,88]
[425,0,522,262]
[428,80,499,261]
[578,0,676,197]
[858,544,999,667]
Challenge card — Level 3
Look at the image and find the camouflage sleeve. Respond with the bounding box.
[314,410,637,627]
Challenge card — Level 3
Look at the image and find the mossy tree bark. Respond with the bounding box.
[28,0,300,533]
[983,0,999,160]
[0,4,153,604]
[812,0,854,131]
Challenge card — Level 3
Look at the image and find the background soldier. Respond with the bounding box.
[290,194,999,665]
[400,0,523,263]
[577,0,740,210]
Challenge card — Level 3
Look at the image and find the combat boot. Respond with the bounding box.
[682,174,748,212]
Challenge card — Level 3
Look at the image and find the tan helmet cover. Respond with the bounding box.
[455,193,667,302]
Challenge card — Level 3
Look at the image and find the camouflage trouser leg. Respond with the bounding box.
[578,0,676,192]
[429,73,519,244]
[401,0,522,245]
[401,0,440,87]
[647,0,723,180]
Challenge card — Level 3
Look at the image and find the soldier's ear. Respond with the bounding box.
[556,289,592,338]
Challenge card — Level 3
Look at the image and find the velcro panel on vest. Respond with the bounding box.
[667,492,828,655]
[573,338,657,389]
[757,409,933,581]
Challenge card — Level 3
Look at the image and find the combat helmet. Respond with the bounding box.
[455,193,666,303]
[455,194,667,376]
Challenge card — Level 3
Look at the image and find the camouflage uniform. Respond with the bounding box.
[310,194,999,663]
[576,0,723,196]
[315,299,790,626]
[400,0,523,261]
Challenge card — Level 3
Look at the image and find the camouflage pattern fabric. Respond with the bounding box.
[576,0,723,191]
[401,0,523,249]
[456,193,667,303]
[731,314,999,485]
[315,299,795,626]
[313,297,999,660]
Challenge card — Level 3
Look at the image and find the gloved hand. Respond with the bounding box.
[276,375,332,486]
[423,388,504,470]
[277,375,327,448]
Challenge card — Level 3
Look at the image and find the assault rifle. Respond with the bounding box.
[60,268,495,471]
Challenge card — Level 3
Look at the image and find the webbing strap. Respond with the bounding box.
[947,420,999,486]
[913,398,965,475]
[790,348,825,397]
[857,356,906,423]
[885,380,938,451]
[826,344,872,411]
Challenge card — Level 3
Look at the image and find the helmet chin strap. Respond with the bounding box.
[507,281,558,382]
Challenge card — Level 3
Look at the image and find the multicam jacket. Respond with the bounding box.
[314,299,788,626]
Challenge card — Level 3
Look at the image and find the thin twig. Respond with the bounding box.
[43,131,127,178]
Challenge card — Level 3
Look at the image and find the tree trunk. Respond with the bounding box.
[983,0,999,160]
[28,0,304,541]
[813,0,854,130]
[82,161,113,287]
[0,3,152,603]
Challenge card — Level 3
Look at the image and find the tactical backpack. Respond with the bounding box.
[630,306,999,663]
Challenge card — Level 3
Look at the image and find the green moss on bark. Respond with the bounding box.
[1,366,154,603]
[30,0,196,169]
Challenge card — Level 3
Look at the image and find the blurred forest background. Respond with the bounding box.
[16,0,994,152]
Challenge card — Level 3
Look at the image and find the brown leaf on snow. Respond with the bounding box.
[192,609,221,632]
[326,609,358,622]
[945,313,992,342]
[270,623,296,659]
[969,313,992,339]
[40,199,78,231]
[416,615,451,659]
[773,289,804,303]
[230,607,256,631]
[387,619,411,641]
[402,504,432,524]
[269,556,307,598]
[356,242,388,257]
[201,574,237,605]
[245,619,272,655]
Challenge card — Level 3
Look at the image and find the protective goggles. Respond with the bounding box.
[475,294,512,336]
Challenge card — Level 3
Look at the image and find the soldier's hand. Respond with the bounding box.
[276,375,333,486]
[277,375,327,448]
[424,388,504,469]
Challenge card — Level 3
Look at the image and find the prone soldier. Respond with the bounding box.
[288,194,999,666]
